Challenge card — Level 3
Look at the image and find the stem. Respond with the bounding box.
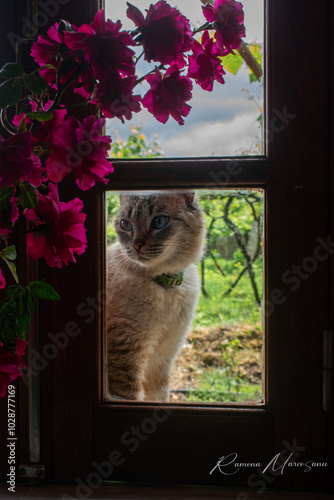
[30,62,90,135]
[200,0,263,81]
[0,108,17,135]
[51,59,90,112]
[209,250,226,277]
[135,51,144,64]
[192,22,211,35]
[134,64,164,87]
[201,258,209,297]
[223,196,261,305]
[237,41,263,81]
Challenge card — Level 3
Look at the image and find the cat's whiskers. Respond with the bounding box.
[109,251,142,280]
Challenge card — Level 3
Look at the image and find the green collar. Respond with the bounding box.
[153,271,184,287]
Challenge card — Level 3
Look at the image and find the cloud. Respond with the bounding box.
[162,111,262,156]
[104,0,264,157]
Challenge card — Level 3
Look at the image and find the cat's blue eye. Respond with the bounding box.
[120,219,133,231]
[152,216,169,229]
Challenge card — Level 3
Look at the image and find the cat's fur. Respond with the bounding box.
[106,191,205,401]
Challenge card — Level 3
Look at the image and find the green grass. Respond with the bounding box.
[194,255,263,328]
[186,256,263,403]
[186,368,262,403]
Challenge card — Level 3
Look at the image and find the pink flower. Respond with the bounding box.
[0,268,5,289]
[127,1,193,66]
[24,183,87,269]
[202,0,245,55]
[0,338,27,397]
[64,10,136,82]
[0,132,40,188]
[93,72,141,122]
[32,109,67,145]
[31,24,70,86]
[31,23,94,97]
[0,197,19,237]
[46,116,113,190]
[188,31,226,91]
[24,160,46,188]
[30,27,62,81]
[143,65,192,125]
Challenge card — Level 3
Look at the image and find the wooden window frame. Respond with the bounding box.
[0,0,333,493]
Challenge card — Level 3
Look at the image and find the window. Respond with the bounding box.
[105,189,265,405]
[105,0,264,157]
[0,0,331,493]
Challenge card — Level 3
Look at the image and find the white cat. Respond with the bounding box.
[106,191,206,401]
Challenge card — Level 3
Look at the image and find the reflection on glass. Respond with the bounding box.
[105,0,264,157]
[105,190,264,404]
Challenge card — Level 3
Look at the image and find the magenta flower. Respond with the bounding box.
[93,72,141,122]
[30,26,63,84]
[32,109,67,145]
[0,132,40,188]
[202,0,245,55]
[14,100,66,140]
[0,268,5,289]
[64,10,136,82]
[31,23,94,98]
[46,116,113,190]
[13,106,68,187]
[0,197,19,237]
[24,160,46,188]
[127,1,193,66]
[188,31,226,91]
[143,65,192,125]
[31,24,72,86]
[24,183,87,269]
[0,338,27,397]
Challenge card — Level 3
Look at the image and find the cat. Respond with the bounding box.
[106,191,206,402]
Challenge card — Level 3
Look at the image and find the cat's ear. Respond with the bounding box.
[181,191,195,204]
[119,193,130,206]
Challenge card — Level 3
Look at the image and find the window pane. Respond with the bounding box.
[105,0,264,157]
[105,189,264,404]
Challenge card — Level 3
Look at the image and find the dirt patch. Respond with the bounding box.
[170,324,263,398]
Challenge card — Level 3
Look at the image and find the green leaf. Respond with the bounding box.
[18,116,27,132]
[18,182,38,209]
[0,186,15,212]
[17,295,31,336]
[5,284,22,299]
[29,281,61,301]
[0,245,17,261]
[2,258,19,284]
[26,110,53,122]
[249,72,257,83]
[26,290,35,314]
[0,62,24,79]
[222,51,244,75]
[0,79,22,108]
[248,43,262,66]
[57,19,76,33]
[23,74,48,94]
[247,43,262,83]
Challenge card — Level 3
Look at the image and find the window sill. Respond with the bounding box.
[0,483,332,499]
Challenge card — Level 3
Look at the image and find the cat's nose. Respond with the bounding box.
[133,240,145,252]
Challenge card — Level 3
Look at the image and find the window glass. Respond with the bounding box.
[105,189,264,404]
[105,0,264,157]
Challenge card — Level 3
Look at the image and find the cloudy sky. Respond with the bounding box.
[105,0,264,157]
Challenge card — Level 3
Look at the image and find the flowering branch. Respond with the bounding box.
[200,0,262,80]
[0,0,247,396]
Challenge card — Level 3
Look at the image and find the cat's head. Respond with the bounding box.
[114,191,205,273]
